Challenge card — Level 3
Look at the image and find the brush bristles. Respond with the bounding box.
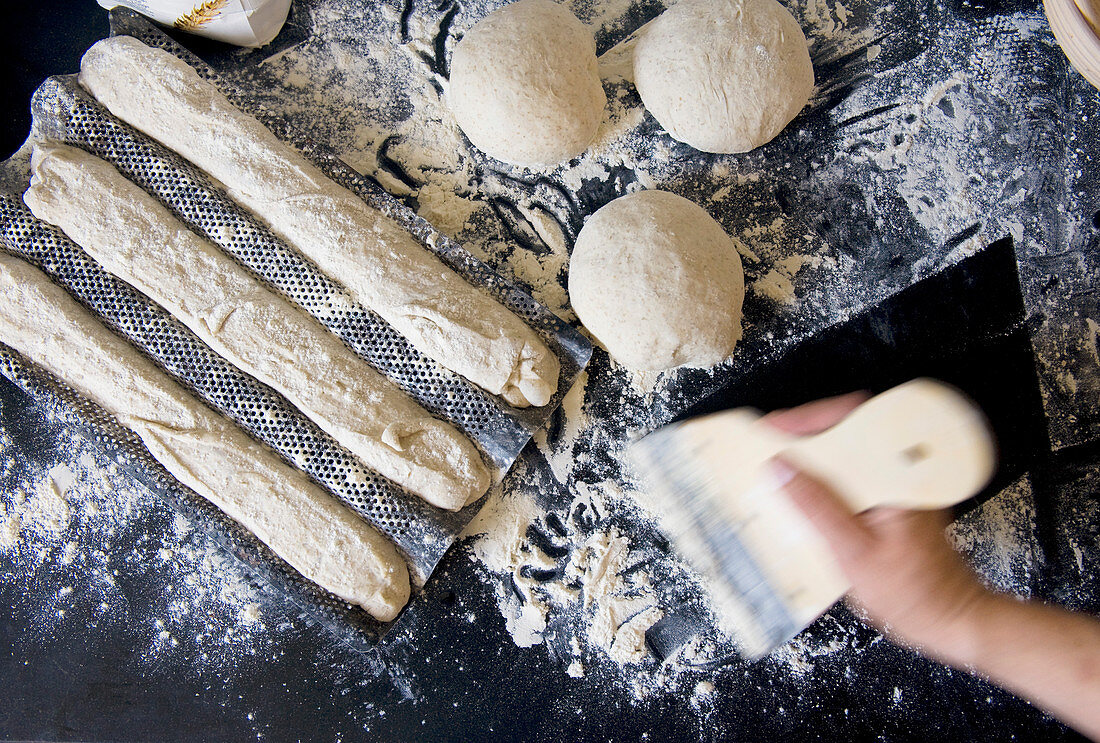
[631,426,802,657]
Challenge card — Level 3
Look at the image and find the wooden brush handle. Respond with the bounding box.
[785,379,997,512]
[636,379,997,656]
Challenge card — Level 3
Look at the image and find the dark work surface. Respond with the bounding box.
[2,2,1099,742]
[0,1,109,160]
[681,239,1047,502]
[0,237,1091,743]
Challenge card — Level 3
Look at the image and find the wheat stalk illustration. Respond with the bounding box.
[175,0,229,31]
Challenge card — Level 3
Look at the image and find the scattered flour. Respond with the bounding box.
[1087,318,1100,366]
[752,254,832,305]
[3,0,1079,715]
[948,475,1041,596]
[0,418,272,670]
[753,269,797,304]
[462,477,664,664]
[0,463,72,548]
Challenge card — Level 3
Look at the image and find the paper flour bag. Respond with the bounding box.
[95,0,292,47]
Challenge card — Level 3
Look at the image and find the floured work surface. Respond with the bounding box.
[1,1,1098,741]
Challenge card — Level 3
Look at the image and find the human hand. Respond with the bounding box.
[763,393,995,660]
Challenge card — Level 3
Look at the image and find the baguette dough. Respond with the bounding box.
[0,252,410,621]
[24,143,489,512]
[78,36,560,408]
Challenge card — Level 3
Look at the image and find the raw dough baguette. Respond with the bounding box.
[24,143,489,512]
[78,35,560,408]
[0,252,410,621]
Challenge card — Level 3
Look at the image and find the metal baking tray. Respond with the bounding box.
[0,9,590,649]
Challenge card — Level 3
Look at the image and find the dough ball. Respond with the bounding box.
[633,0,814,154]
[448,0,606,166]
[568,190,745,371]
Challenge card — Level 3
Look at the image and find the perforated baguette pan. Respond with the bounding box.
[0,9,591,648]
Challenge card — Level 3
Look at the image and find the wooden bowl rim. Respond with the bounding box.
[1044,0,1100,89]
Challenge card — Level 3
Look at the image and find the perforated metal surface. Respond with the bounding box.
[0,197,455,579]
[32,75,534,467]
[0,12,591,646]
[106,8,591,450]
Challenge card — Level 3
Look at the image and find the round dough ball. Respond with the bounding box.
[633,0,814,154]
[568,190,745,371]
[448,0,606,167]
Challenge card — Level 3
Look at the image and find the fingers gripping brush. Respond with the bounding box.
[630,379,997,659]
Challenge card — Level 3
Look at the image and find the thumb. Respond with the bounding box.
[767,457,873,565]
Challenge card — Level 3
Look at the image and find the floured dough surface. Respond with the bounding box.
[448,0,606,166]
[24,143,489,512]
[79,35,559,408]
[0,252,410,621]
[633,0,814,154]
[568,190,745,371]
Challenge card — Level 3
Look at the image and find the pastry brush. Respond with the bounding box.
[630,378,997,659]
